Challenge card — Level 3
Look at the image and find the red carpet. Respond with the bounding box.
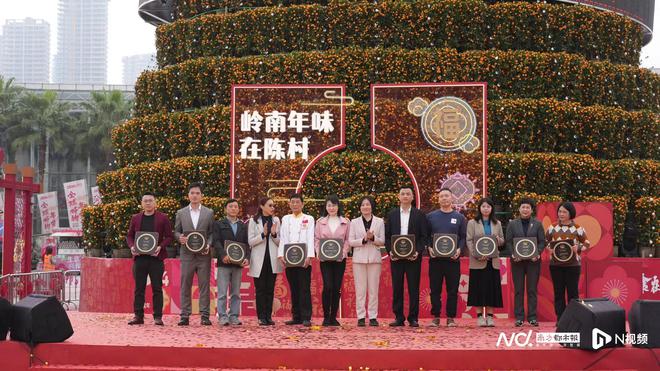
[1,312,657,370]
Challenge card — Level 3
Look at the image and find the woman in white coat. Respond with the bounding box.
[248,197,283,326]
[349,196,385,327]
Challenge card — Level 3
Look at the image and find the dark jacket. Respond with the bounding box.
[126,211,174,261]
[212,217,249,267]
[384,206,430,258]
[505,217,546,260]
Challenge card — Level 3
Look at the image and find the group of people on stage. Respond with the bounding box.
[125,183,590,328]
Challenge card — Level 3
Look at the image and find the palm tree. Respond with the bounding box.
[6,90,73,190]
[0,75,25,161]
[75,90,133,182]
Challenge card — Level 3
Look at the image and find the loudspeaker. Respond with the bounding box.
[557,298,626,351]
[628,299,660,348]
[0,297,11,340]
[10,294,73,344]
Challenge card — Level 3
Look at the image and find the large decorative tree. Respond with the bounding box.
[84,0,659,253]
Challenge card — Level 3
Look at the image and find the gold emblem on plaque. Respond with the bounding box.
[408,96,480,153]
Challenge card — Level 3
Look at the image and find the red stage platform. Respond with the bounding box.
[1,312,657,370]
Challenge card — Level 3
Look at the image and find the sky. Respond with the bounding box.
[0,0,658,85]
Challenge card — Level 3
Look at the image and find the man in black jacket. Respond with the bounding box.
[385,188,430,327]
[212,199,249,326]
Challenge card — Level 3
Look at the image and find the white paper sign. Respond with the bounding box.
[36,192,59,234]
[63,179,88,229]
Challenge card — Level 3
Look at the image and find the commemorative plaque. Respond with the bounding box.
[430,234,458,258]
[135,231,159,255]
[319,238,344,262]
[391,234,416,259]
[474,236,499,259]
[551,239,576,264]
[185,231,207,253]
[225,240,249,265]
[512,237,539,260]
[283,243,307,267]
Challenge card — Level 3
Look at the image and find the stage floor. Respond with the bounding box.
[1,312,657,370]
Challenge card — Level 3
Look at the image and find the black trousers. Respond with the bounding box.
[254,254,277,321]
[391,258,421,322]
[320,260,346,320]
[511,260,541,321]
[428,258,461,318]
[133,256,164,319]
[285,266,312,321]
[549,265,581,319]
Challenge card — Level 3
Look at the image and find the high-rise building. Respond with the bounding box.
[0,18,50,83]
[122,54,154,85]
[53,0,109,84]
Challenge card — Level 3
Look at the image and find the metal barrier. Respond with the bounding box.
[62,270,81,310]
[0,271,65,305]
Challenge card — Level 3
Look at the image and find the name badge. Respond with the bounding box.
[451,218,457,224]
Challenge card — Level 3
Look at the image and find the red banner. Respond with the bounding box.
[80,257,513,319]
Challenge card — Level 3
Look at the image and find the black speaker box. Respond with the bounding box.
[556,298,626,350]
[0,297,11,340]
[10,294,73,344]
[628,299,660,348]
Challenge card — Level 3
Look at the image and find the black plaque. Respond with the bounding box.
[474,236,498,259]
[185,231,207,253]
[319,238,343,262]
[431,234,458,258]
[391,234,416,259]
[225,240,249,265]
[284,243,307,267]
[135,231,159,255]
[512,237,539,260]
[551,239,576,264]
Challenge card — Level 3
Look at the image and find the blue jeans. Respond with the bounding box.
[217,265,243,319]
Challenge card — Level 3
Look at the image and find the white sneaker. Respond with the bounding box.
[486,316,495,327]
[477,315,487,327]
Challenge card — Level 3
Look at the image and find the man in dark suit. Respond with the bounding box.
[126,192,174,326]
[212,198,249,326]
[175,182,215,326]
[506,197,546,327]
[385,187,430,327]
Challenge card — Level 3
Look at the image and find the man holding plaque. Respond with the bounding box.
[425,188,467,327]
[545,202,590,325]
[174,182,215,326]
[212,199,248,326]
[506,198,545,327]
[385,188,429,327]
[126,192,173,326]
[278,193,316,327]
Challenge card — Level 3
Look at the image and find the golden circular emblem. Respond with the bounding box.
[408,96,480,153]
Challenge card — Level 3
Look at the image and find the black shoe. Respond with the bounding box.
[302,320,312,327]
[408,320,419,327]
[529,320,539,327]
[201,318,212,326]
[267,318,275,325]
[177,318,189,326]
[331,319,341,326]
[154,318,164,326]
[128,317,144,325]
[369,319,379,327]
[285,319,302,325]
[357,318,366,327]
[515,320,524,327]
[322,319,332,327]
[258,319,269,326]
[389,320,405,327]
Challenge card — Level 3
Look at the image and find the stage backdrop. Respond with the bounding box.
[80,202,660,320]
[80,257,512,319]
